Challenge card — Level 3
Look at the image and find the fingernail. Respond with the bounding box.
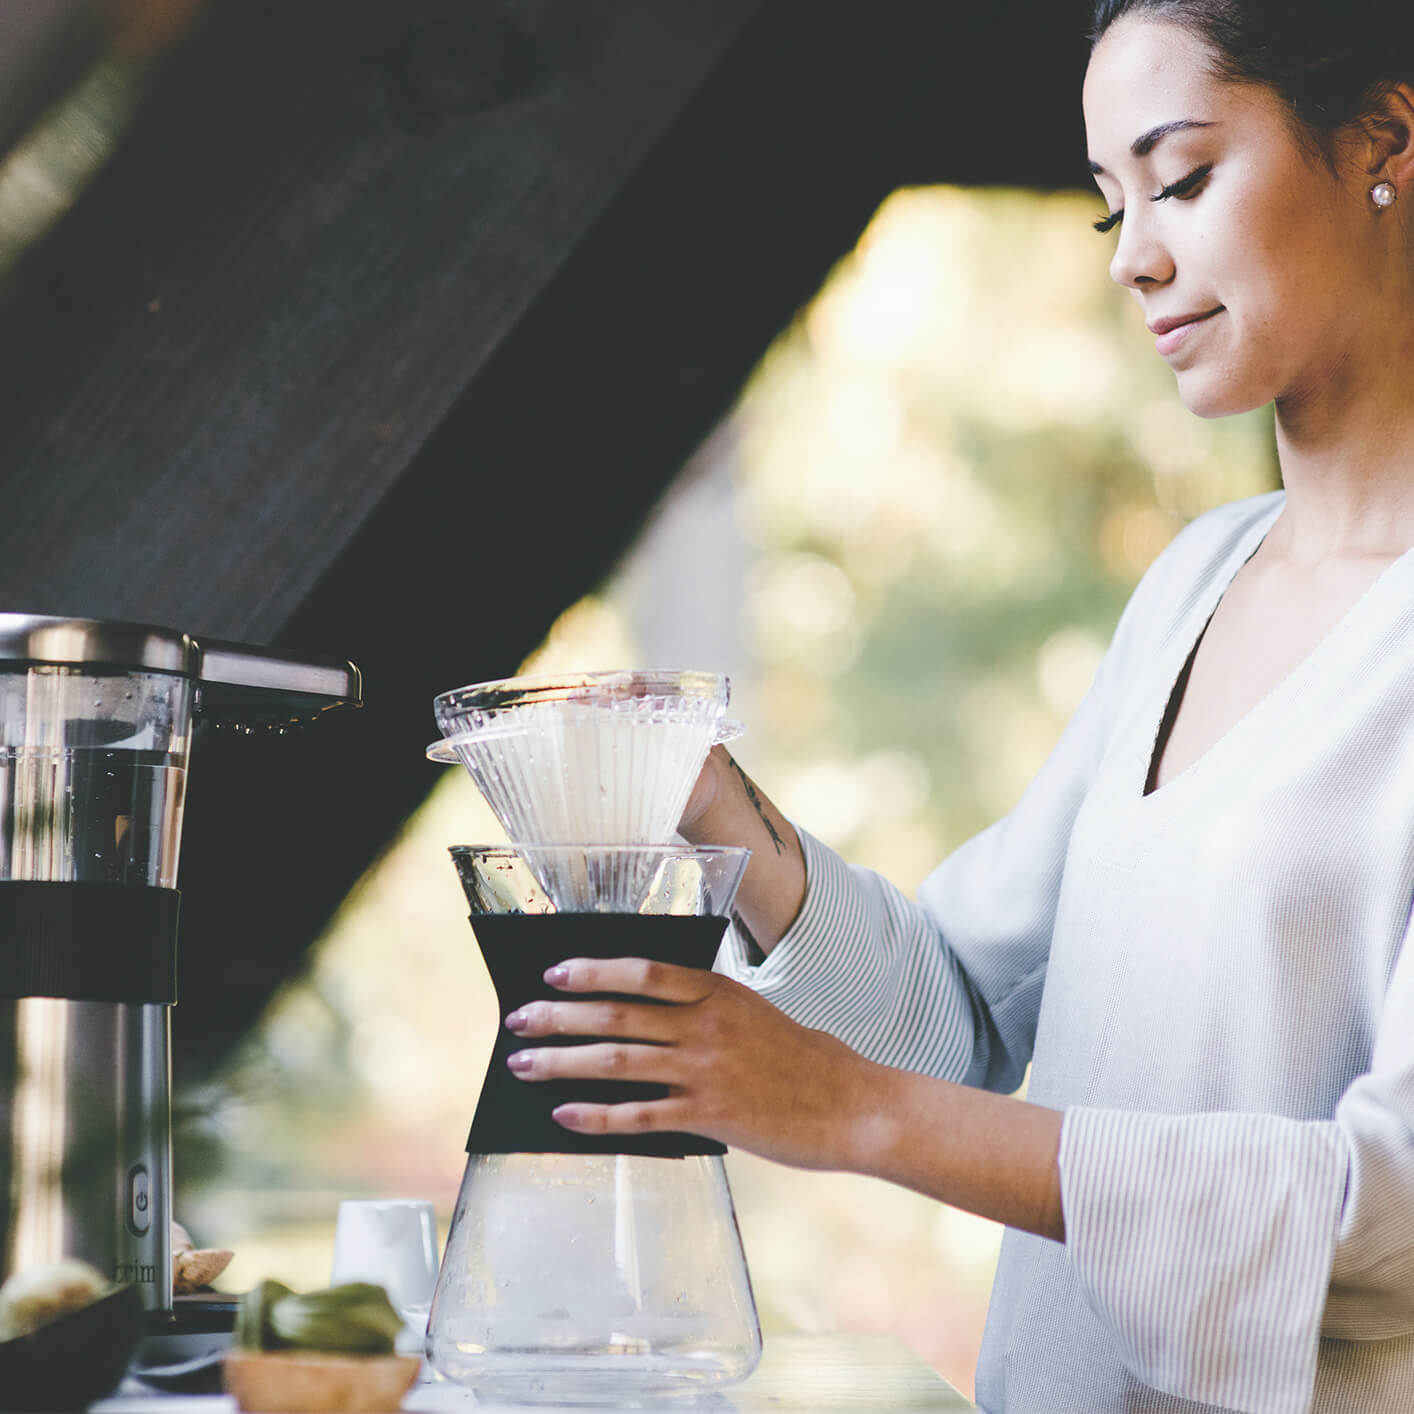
[505,1008,529,1032]
[551,1104,582,1129]
[507,1051,533,1074]
[544,964,570,986]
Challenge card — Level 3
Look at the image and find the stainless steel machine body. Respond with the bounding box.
[0,615,360,1314]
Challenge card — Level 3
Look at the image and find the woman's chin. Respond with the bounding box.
[1172,370,1264,422]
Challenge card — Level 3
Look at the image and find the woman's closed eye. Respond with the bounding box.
[1153,162,1213,204]
[1092,163,1215,234]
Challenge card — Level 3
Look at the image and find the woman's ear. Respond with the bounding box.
[1361,82,1414,188]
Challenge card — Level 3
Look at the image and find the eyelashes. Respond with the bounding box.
[1158,162,1215,204]
[1093,162,1215,234]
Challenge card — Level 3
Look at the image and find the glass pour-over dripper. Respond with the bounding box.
[425,844,760,1406]
[426,670,739,846]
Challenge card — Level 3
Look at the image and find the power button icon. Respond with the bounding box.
[128,1165,151,1237]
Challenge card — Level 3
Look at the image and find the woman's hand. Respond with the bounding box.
[503,957,890,1172]
[505,956,1067,1240]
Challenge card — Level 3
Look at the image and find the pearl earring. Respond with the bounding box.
[1371,181,1398,208]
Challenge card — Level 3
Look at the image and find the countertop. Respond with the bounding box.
[93,1333,977,1413]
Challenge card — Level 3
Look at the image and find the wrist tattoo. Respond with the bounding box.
[727,754,785,855]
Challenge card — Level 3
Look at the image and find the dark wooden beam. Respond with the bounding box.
[0,1,1093,1073]
[0,0,762,636]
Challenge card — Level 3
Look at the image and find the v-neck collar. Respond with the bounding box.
[1134,497,1414,803]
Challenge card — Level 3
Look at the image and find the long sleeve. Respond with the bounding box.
[1059,1109,1345,1412]
[717,826,987,1084]
[1325,909,1414,1339]
[1058,905,1414,1414]
[716,630,1116,1091]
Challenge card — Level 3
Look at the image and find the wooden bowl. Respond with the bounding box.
[223,1348,421,1412]
[0,1283,145,1412]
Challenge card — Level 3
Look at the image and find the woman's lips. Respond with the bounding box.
[1150,307,1223,356]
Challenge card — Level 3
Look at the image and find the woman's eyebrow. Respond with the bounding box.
[1087,119,1217,175]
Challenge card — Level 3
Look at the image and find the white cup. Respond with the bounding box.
[329,1198,440,1338]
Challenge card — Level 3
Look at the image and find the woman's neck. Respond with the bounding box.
[1271,330,1414,561]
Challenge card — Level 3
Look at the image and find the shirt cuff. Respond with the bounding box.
[1060,1105,1345,1414]
[716,826,850,985]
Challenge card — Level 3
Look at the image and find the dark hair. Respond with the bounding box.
[1089,1,1414,146]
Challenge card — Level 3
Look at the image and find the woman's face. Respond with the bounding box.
[1083,18,1378,419]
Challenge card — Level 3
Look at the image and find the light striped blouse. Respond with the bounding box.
[718,491,1414,1414]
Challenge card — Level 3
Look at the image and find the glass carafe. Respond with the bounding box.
[425,844,761,1405]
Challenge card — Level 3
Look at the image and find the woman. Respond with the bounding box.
[501,4,1414,1409]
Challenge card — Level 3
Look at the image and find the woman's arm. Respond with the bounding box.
[504,958,1066,1242]
[678,745,806,954]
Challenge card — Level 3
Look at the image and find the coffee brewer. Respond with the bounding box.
[0,614,360,1316]
[423,672,762,1404]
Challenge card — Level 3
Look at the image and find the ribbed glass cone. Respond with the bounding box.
[450,843,749,918]
[429,671,731,846]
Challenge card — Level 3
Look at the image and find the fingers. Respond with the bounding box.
[507,1040,675,1085]
[551,1098,699,1136]
[505,997,681,1043]
[543,957,710,1003]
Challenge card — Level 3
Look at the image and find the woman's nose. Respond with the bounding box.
[1108,212,1175,289]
